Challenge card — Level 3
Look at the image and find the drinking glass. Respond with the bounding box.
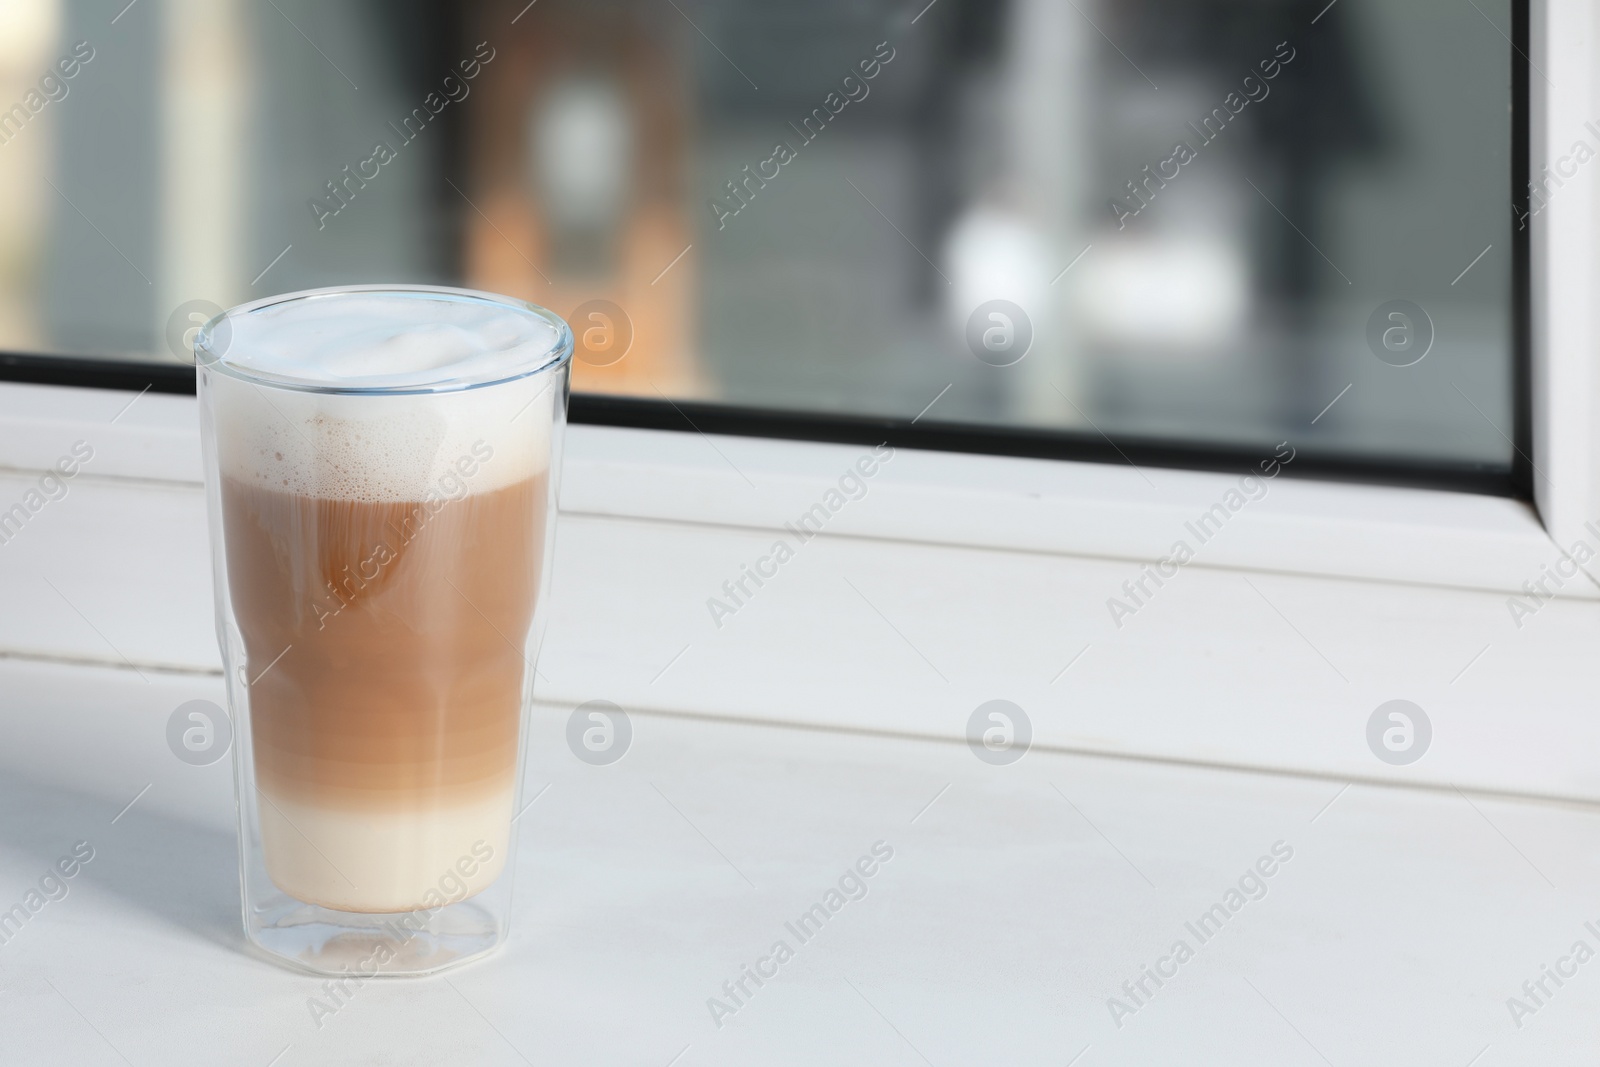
[194,285,572,976]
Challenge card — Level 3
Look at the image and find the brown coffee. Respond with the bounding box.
[221,472,546,912]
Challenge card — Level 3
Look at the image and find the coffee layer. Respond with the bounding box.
[225,475,545,811]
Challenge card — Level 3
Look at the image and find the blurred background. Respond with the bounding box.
[0,0,1514,473]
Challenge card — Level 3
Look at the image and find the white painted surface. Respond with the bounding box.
[0,380,1584,601]
[558,424,1585,599]
[0,381,202,483]
[0,663,1592,1065]
[2,418,1600,799]
[1532,0,1600,580]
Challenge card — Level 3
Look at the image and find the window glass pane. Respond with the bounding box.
[0,0,1515,472]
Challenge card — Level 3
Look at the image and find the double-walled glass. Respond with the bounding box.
[195,285,572,976]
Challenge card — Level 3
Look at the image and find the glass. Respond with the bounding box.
[0,0,1515,479]
[195,285,572,976]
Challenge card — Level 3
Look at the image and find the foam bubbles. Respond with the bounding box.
[205,288,568,502]
[212,290,564,391]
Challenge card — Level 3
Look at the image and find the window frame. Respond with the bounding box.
[1528,0,1600,567]
[0,0,1594,803]
[0,0,1537,502]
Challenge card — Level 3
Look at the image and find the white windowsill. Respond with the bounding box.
[0,665,1594,1064]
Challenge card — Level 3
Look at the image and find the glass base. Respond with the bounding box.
[244,891,506,978]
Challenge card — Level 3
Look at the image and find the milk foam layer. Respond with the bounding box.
[207,290,566,502]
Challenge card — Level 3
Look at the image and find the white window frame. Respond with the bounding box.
[1,0,1596,804]
[1531,0,1600,565]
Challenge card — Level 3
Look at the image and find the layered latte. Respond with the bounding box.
[209,295,556,912]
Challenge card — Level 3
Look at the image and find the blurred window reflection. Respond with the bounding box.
[1,0,1517,483]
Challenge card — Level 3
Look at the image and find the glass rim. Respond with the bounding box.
[195,284,575,396]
